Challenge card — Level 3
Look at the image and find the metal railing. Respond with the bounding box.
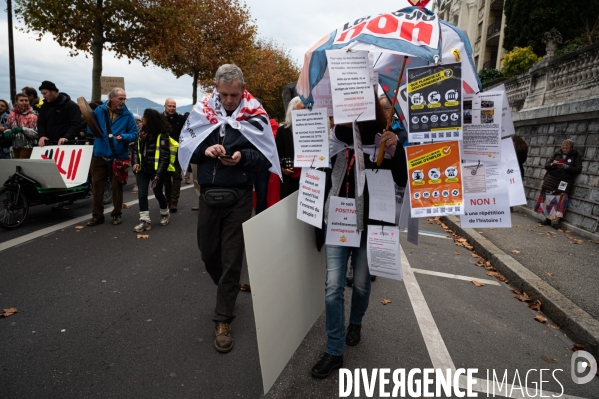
[482,59,498,70]
[487,19,502,39]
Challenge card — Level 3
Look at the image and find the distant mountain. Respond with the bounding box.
[126,97,194,116]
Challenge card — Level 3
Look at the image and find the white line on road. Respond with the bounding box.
[411,268,501,286]
[401,229,451,239]
[402,247,587,399]
[0,185,195,253]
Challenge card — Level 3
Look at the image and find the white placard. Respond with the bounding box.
[496,84,516,138]
[352,122,366,197]
[460,191,512,228]
[243,192,326,395]
[462,163,487,194]
[311,70,333,117]
[296,168,326,228]
[462,92,503,163]
[291,108,329,167]
[0,159,66,188]
[365,169,395,224]
[326,196,361,247]
[367,225,402,281]
[30,145,94,187]
[326,50,376,124]
[500,138,527,206]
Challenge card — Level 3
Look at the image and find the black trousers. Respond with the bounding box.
[197,190,253,323]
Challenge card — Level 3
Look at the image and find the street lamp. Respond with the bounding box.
[7,0,17,103]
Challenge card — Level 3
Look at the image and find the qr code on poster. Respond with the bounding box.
[453,131,460,137]
[424,133,430,139]
[431,133,437,138]
[433,208,439,213]
[426,209,432,214]
[455,206,461,212]
[440,207,446,213]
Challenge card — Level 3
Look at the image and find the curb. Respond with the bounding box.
[515,205,599,242]
[442,215,599,360]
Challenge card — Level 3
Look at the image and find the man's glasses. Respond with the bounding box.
[116,97,127,102]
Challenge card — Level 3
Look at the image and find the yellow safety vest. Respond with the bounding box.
[137,133,178,172]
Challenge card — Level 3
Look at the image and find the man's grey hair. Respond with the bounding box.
[214,64,244,86]
[108,87,125,98]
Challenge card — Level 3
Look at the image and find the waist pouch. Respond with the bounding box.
[202,188,246,208]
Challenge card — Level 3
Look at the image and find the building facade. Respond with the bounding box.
[432,0,506,71]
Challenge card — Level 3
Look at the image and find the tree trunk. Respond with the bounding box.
[91,0,104,102]
[192,69,199,105]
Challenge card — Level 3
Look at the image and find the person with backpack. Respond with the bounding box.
[131,108,174,232]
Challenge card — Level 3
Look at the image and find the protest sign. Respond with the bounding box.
[462,92,503,163]
[291,108,329,167]
[367,225,402,281]
[297,168,326,228]
[352,122,366,197]
[326,50,376,123]
[30,145,93,187]
[501,138,527,206]
[311,70,333,117]
[406,63,462,142]
[495,84,515,138]
[406,141,464,217]
[461,191,511,228]
[326,196,361,247]
[462,163,487,194]
[365,169,395,224]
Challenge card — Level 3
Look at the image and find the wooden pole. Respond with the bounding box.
[377,56,408,166]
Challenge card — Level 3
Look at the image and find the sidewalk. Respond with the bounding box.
[442,209,599,359]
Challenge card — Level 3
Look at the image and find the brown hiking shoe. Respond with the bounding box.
[214,322,233,353]
[169,201,178,213]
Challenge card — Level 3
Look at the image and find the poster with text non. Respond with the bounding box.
[291,108,329,167]
[460,191,512,228]
[406,141,464,217]
[326,50,376,124]
[297,168,326,228]
[326,196,361,247]
[462,92,503,163]
[367,225,402,281]
[406,63,462,142]
[30,145,93,188]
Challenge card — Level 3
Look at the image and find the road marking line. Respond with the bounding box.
[0,185,194,253]
[411,268,501,285]
[402,229,451,239]
[402,247,587,399]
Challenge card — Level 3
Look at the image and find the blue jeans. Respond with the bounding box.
[0,147,11,159]
[137,171,167,211]
[254,170,270,214]
[324,231,371,356]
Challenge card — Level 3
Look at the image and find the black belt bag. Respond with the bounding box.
[202,188,246,208]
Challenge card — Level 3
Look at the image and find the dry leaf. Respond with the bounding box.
[515,294,533,302]
[240,284,251,292]
[74,226,85,230]
[548,323,560,330]
[122,204,131,209]
[572,344,584,351]
[540,356,556,363]
[510,289,521,295]
[137,234,149,239]
[538,232,545,235]
[486,272,508,283]
[529,300,542,311]
[472,280,486,287]
[1,308,18,318]
[471,253,479,258]
[534,315,547,323]
[484,264,496,271]
[546,272,554,277]
[512,250,521,254]
[381,299,392,305]
[464,244,474,250]
[454,251,460,255]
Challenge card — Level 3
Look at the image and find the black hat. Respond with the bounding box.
[39,81,58,92]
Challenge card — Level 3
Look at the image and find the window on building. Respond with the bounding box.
[478,23,483,39]
[453,15,459,26]
[475,56,479,68]
[480,0,486,7]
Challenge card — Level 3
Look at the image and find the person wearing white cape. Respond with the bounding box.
[179,64,280,353]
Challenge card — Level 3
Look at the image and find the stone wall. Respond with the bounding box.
[488,43,599,235]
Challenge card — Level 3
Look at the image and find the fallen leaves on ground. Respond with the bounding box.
[122,204,131,209]
[515,293,532,302]
[472,280,486,287]
[529,300,542,311]
[1,308,18,318]
[75,226,85,230]
[511,289,521,295]
[534,315,547,323]
[240,284,251,292]
[572,343,584,351]
[486,271,508,283]
[546,272,554,277]
[548,323,560,330]
[512,250,521,254]
[137,234,149,239]
[471,253,479,258]
[381,299,392,305]
[454,251,460,255]
[540,356,557,363]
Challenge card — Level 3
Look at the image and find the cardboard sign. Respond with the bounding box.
[326,50,376,124]
[406,63,463,142]
[296,168,326,228]
[406,141,464,217]
[367,225,402,281]
[462,92,503,163]
[326,196,361,247]
[100,76,125,95]
[291,108,329,167]
[30,145,94,187]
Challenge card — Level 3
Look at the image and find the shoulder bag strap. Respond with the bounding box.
[103,110,118,159]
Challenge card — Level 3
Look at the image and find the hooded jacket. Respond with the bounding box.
[90,103,138,160]
[131,129,171,177]
[6,105,38,149]
[37,92,81,142]
[542,148,582,195]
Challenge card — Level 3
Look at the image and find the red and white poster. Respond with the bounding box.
[30,145,94,187]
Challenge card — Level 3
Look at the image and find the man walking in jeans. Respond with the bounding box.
[87,88,138,226]
[179,64,281,353]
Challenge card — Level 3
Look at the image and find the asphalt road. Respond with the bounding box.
[1,185,598,398]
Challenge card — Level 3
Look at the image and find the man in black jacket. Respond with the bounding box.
[37,81,81,147]
[163,98,186,212]
[189,64,272,354]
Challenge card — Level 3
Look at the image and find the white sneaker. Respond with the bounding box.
[159,213,170,226]
[133,220,151,232]
[132,185,138,194]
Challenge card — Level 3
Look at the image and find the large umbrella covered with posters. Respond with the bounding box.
[296,6,481,117]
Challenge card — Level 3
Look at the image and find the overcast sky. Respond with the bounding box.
[0,0,426,107]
